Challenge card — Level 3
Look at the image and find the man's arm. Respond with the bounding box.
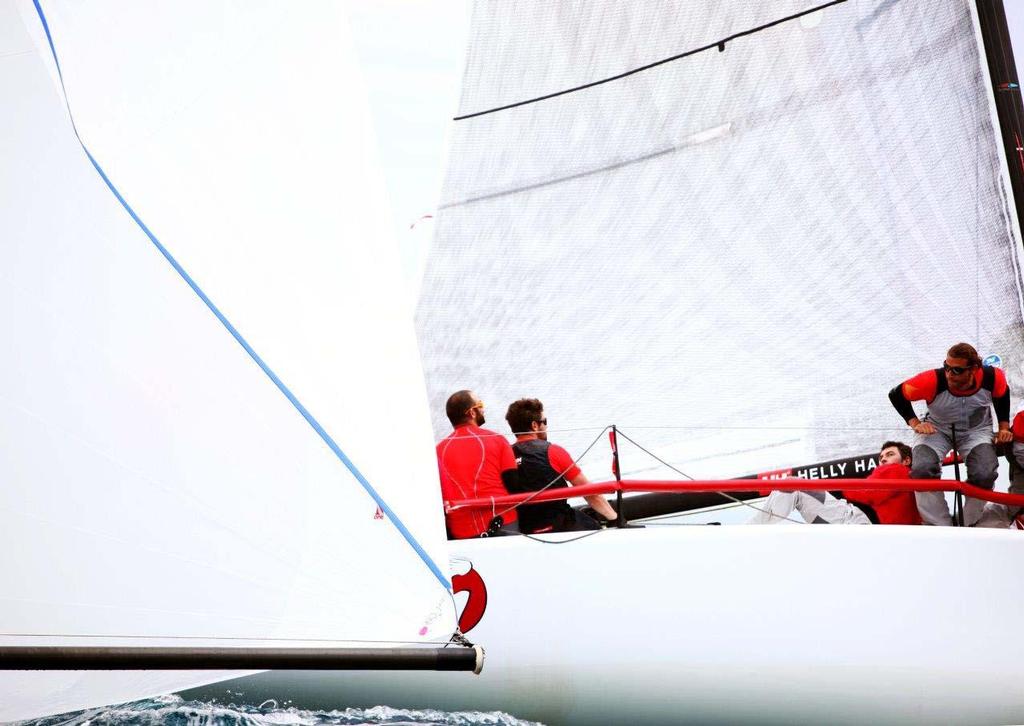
[549,443,618,521]
[566,471,619,521]
[992,368,1013,444]
[889,371,937,435]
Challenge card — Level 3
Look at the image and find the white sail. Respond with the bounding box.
[139,4,1024,723]
[417,0,1024,479]
[0,0,456,719]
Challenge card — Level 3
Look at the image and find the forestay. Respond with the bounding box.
[417,0,1024,480]
[0,0,454,718]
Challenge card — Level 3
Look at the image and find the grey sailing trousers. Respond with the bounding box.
[911,428,997,526]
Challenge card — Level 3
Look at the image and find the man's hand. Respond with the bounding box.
[581,506,618,528]
[994,427,1014,445]
[910,418,935,435]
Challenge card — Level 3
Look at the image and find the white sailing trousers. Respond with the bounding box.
[747,490,870,525]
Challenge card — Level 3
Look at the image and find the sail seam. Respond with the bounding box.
[453,0,849,120]
[29,0,451,592]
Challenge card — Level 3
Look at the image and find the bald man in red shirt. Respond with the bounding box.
[436,390,519,538]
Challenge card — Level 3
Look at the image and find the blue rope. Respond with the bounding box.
[30,0,451,591]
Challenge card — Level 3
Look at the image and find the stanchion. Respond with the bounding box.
[951,423,964,527]
[610,425,626,527]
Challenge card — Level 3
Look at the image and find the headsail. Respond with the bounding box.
[417,0,1024,480]
[1,0,457,718]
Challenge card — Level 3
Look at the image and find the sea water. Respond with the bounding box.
[14,695,543,726]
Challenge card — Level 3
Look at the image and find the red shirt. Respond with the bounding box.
[1013,411,1024,443]
[843,463,921,525]
[436,424,518,538]
[546,442,582,481]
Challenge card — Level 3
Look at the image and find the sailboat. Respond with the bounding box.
[5,0,1024,724]
[186,1,1024,723]
[0,0,478,720]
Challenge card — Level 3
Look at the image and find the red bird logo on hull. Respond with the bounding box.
[452,565,487,634]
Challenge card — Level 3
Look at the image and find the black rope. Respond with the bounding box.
[454,0,849,121]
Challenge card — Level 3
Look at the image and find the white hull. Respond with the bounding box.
[185,525,1023,724]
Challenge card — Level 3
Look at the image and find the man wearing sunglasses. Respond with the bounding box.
[889,342,1012,526]
[505,398,619,534]
[436,390,520,538]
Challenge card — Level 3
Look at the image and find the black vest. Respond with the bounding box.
[511,438,574,533]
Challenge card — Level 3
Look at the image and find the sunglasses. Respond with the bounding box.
[467,401,484,412]
[942,363,974,375]
[537,418,547,426]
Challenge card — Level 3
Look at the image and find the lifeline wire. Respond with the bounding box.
[519,527,607,545]
[614,428,805,524]
[490,426,611,521]
[454,0,849,120]
[29,0,451,591]
[613,425,911,432]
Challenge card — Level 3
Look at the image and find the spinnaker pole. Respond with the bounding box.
[0,646,484,673]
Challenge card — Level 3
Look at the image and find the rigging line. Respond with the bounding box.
[614,425,907,431]
[448,426,608,439]
[641,521,727,526]
[0,632,455,647]
[489,423,606,520]
[614,429,695,481]
[512,425,613,435]
[614,428,804,523]
[453,0,849,121]
[519,527,607,545]
[635,498,804,526]
[620,438,802,476]
[29,0,450,592]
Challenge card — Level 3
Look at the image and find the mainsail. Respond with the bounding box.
[417,0,1024,482]
[1,0,460,719]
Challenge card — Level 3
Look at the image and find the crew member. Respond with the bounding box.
[749,442,917,525]
[505,398,619,534]
[888,342,1012,526]
[840,441,920,525]
[437,390,519,538]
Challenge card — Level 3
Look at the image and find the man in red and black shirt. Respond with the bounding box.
[888,342,1012,526]
[504,398,619,534]
[436,390,519,539]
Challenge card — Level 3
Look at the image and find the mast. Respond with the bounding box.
[976,0,1024,234]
